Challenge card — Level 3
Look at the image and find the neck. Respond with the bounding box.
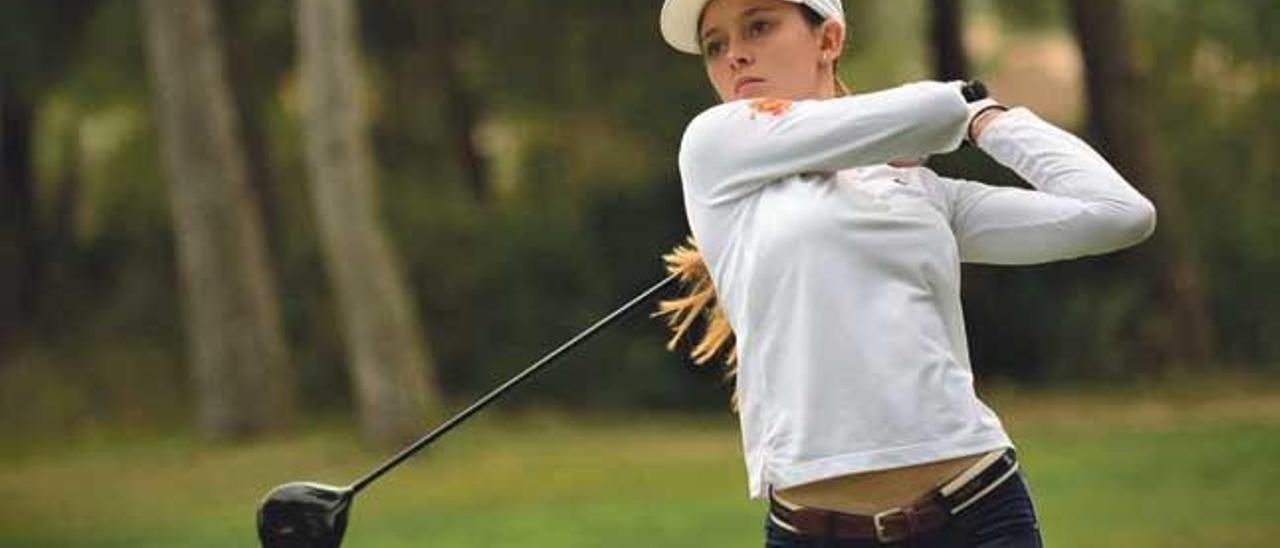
[809,73,839,100]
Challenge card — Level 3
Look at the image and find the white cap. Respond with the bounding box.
[660,0,845,55]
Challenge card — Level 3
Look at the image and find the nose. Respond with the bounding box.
[727,43,752,72]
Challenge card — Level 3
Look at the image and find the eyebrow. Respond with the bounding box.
[700,6,777,43]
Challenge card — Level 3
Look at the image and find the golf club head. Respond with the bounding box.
[257,482,353,548]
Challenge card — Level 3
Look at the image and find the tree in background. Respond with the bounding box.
[0,84,38,353]
[220,0,290,260]
[414,0,490,207]
[297,0,442,445]
[0,1,99,354]
[1066,0,1214,371]
[141,0,295,438]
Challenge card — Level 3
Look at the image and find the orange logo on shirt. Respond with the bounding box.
[749,97,792,117]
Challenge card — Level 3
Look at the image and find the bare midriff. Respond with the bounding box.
[773,451,995,515]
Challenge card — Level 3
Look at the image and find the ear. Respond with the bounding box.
[817,19,845,64]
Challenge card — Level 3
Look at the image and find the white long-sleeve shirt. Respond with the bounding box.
[677,82,1156,499]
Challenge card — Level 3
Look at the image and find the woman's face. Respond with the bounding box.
[698,0,843,102]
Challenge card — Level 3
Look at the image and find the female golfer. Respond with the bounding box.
[654,0,1156,546]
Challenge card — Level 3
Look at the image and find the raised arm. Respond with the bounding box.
[679,81,971,207]
[937,108,1157,264]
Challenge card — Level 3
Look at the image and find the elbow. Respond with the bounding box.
[1070,197,1157,259]
[1112,196,1158,249]
[1130,196,1158,244]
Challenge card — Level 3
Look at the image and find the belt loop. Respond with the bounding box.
[904,506,919,548]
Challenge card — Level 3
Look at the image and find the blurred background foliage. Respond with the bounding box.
[0,0,1276,444]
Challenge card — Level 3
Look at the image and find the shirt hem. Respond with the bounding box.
[749,432,1014,500]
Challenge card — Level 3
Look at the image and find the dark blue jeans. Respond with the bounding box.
[764,470,1044,547]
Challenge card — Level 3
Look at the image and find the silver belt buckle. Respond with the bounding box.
[873,507,908,543]
[768,511,801,534]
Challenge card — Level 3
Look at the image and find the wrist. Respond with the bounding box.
[967,100,1009,144]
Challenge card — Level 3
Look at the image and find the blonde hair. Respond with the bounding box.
[653,237,738,372]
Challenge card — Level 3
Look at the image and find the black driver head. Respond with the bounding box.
[257,482,354,548]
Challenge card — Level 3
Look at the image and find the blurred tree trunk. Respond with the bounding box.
[416,0,490,206]
[220,0,284,260]
[928,0,970,80]
[141,0,295,438]
[0,90,38,353]
[297,0,442,445]
[1066,0,1214,371]
[0,1,100,357]
[228,58,283,261]
[52,128,82,250]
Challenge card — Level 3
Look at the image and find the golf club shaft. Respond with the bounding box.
[348,272,681,494]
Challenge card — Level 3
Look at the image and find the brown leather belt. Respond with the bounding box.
[768,448,1019,544]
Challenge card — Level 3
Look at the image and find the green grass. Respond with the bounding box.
[2,382,1278,547]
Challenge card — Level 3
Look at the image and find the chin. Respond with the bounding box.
[720,82,770,102]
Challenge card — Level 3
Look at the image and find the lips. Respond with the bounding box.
[734,77,765,98]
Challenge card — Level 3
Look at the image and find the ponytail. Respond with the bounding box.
[836,72,852,96]
[653,237,739,384]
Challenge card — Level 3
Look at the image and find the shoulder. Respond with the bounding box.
[680,101,743,152]
[682,99,770,140]
[679,98,802,165]
[676,100,749,173]
[681,97,805,141]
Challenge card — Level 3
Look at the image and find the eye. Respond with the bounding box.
[702,39,725,58]
[747,19,771,37]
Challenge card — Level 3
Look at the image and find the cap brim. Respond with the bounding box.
[660,0,811,55]
[660,0,711,54]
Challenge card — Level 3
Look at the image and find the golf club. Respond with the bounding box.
[257,272,680,547]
